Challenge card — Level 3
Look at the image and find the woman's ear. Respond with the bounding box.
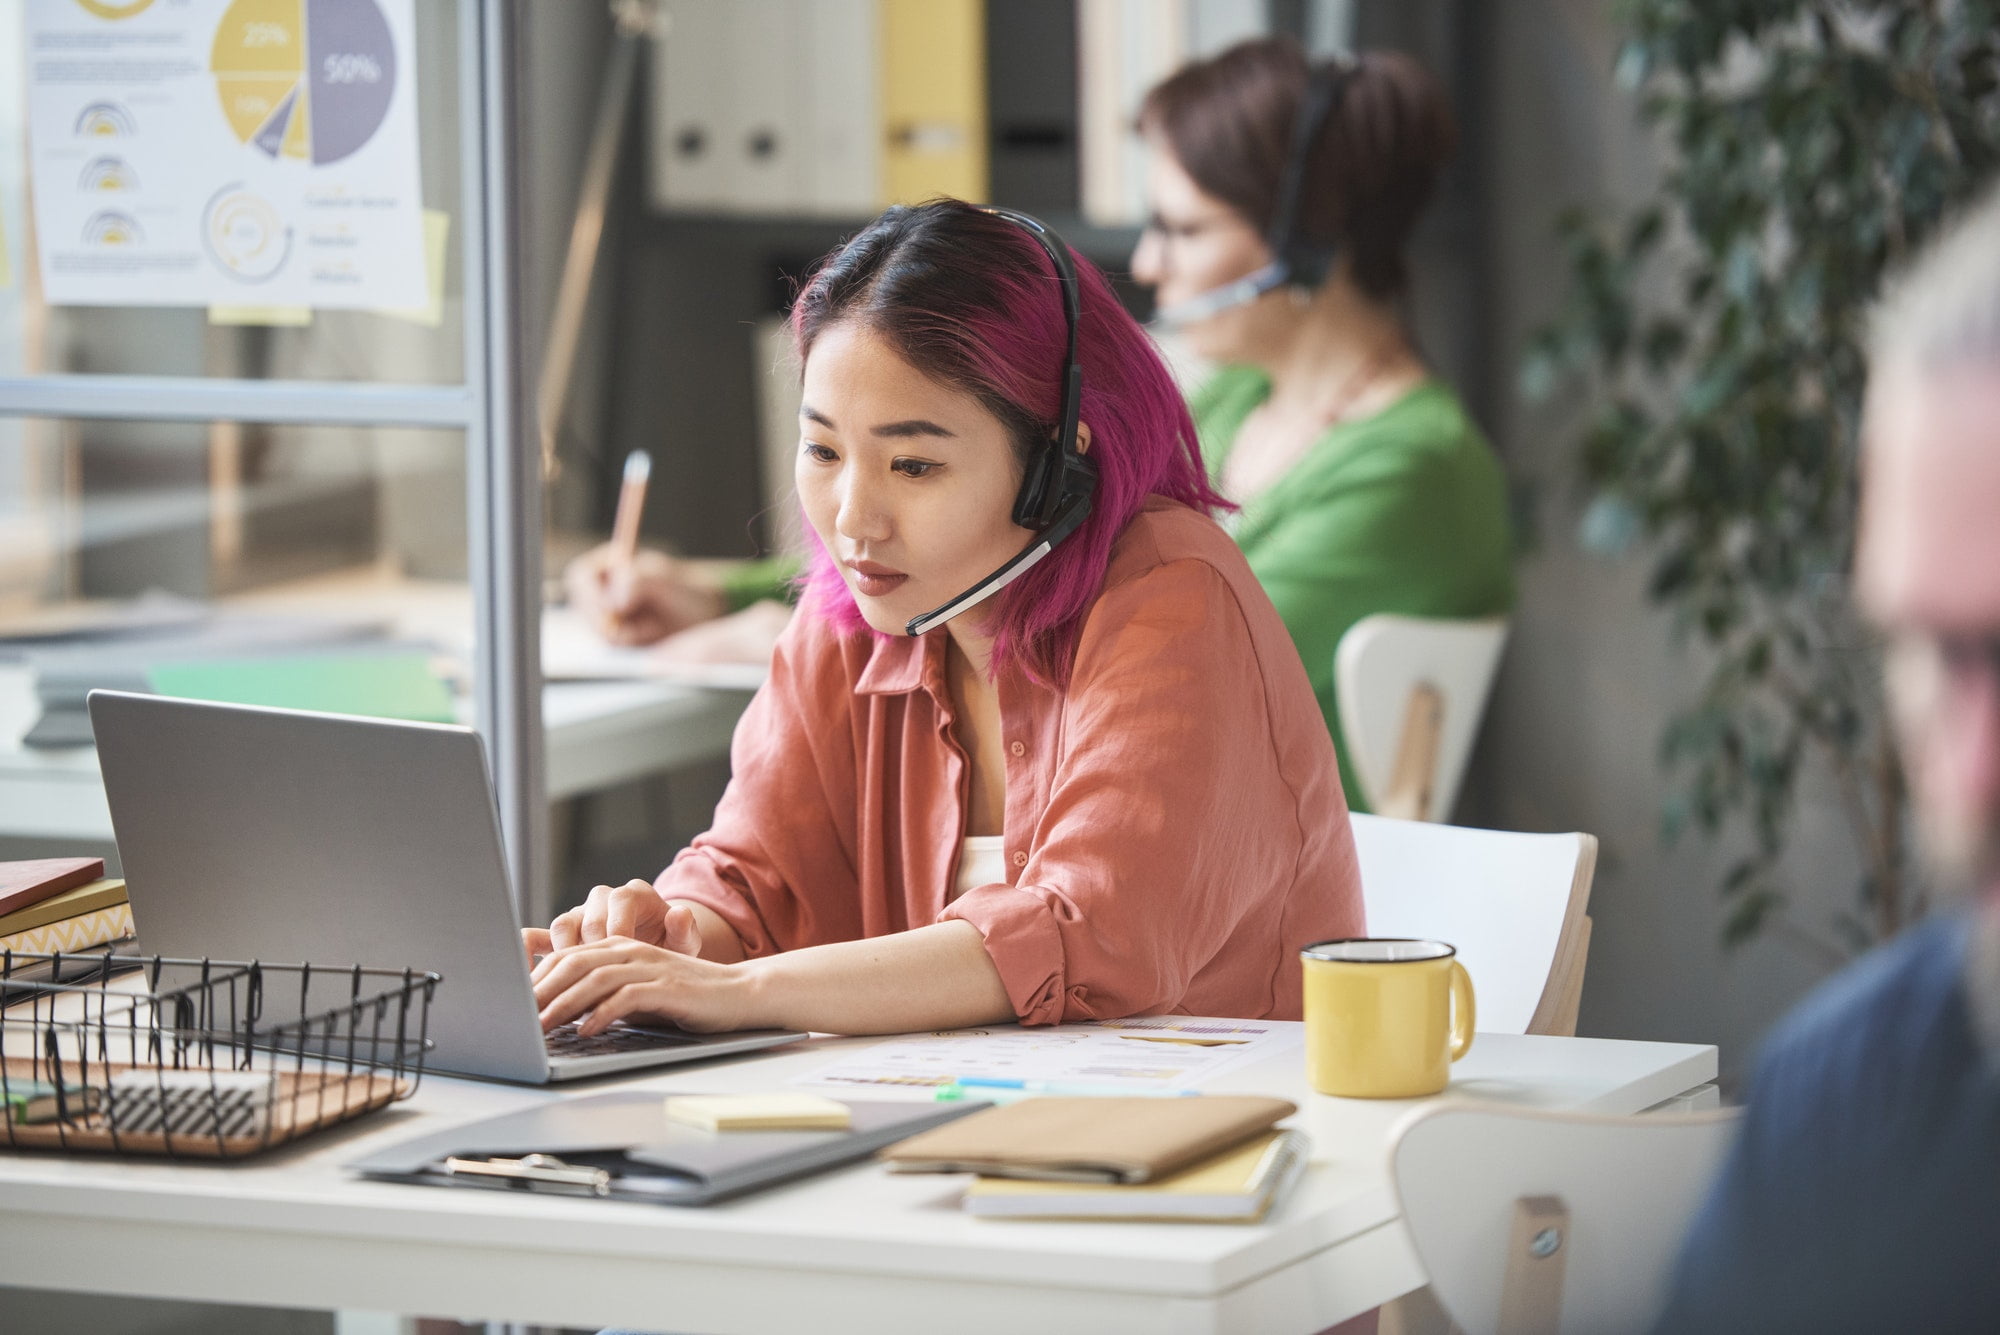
[1075,422,1094,456]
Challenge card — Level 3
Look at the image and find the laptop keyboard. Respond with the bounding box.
[544,1022,701,1058]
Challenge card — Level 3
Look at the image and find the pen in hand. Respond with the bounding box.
[605,449,651,625]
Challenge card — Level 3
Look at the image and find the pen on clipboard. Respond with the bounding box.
[606,449,651,621]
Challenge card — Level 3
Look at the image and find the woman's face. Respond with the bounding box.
[1129,138,1282,362]
[796,322,1028,639]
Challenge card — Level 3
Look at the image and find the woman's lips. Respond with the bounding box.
[844,561,909,598]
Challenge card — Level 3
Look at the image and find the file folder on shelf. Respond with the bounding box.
[879,0,988,206]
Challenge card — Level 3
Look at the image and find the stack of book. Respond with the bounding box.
[881,1094,1309,1223]
[0,858,133,957]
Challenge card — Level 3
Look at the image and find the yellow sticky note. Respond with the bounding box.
[378,208,450,327]
[664,1093,853,1132]
[208,304,313,326]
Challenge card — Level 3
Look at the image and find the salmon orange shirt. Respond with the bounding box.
[657,498,1365,1024]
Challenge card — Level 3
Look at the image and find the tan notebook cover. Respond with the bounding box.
[878,1095,1296,1184]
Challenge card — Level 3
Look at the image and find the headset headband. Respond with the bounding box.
[1265,57,1358,291]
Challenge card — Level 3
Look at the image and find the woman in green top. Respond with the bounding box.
[1130,38,1514,810]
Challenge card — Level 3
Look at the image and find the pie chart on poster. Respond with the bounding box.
[210,0,398,167]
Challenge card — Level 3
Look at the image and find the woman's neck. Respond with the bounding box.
[1250,278,1417,416]
[944,617,996,681]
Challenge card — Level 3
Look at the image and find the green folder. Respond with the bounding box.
[147,652,457,724]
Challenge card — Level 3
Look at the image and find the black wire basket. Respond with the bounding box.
[0,951,438,1158]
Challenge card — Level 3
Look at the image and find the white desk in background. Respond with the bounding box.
[0,662,753,844]
[0,1029,1718,1334]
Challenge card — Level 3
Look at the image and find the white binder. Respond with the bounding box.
[718,0,805,213]
[801,0,879,217]
[649,0,731,211]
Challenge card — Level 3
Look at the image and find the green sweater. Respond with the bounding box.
[1192,367,1515,812]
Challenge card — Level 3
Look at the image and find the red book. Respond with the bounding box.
[0,858,107,917]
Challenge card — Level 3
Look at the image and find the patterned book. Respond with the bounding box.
[0,878,127,938]
[0,901,134,955]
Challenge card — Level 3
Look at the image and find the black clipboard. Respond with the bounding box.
[348,1091,986,1206]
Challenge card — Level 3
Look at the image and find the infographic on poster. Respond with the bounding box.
[27,0,424,308]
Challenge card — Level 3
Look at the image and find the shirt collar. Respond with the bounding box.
[852,628,947,696]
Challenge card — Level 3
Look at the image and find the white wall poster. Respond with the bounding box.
[26,0,425,308]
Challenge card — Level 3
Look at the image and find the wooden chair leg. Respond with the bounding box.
[1497,1194,1570,1334]
[1378,682,1444,822]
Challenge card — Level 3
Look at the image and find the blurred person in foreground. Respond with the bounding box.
[1654,183,2000,1332]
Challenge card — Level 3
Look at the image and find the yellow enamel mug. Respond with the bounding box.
[1301,939,1475,1098]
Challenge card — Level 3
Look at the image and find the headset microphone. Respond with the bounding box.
[905,208,1097,637]
[1149,59,1355,331]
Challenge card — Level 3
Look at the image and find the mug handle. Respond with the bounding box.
[1448,959,1476,1061]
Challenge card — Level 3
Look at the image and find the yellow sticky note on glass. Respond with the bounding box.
[208,304,313,326]
[378,209,451,327]
[664,1093,852,1132]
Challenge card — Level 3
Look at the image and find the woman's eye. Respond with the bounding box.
[801,441,837,463]
[892,458,939,478]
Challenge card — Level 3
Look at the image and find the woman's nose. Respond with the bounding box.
[1131,229,1162,286]
[834,471,892,543]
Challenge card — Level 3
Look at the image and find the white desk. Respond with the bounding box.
[0,1030,1716,1333]
[0,663,753,844]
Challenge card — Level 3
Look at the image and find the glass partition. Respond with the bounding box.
[0,413,473,863]
[0,2,465,385]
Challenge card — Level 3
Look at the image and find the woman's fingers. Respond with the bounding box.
[547,908,584,951]
[605,880,662,941]
[537,960,660,1033]
[659,902,703,956]
[521,927,553,961]
[529,939,743,1035]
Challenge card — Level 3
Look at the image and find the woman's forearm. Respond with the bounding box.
[741,920,1014,1034]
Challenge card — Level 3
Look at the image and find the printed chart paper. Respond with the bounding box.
[27,0,424,308]
[798,1017,1303,1094]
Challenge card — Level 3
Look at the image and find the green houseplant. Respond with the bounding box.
[1524,1,2000,958]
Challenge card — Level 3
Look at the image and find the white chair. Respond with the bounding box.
[1337,614,1509,822]
[1351,813,1595,1036]
[1390,1105,1742,1335]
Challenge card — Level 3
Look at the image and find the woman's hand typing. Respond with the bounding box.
[530,937,756,1035]
[522,878,695,957]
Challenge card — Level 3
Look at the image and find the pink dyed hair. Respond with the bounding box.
[789,199,1228,685]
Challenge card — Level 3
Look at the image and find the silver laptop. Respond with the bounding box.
[86,690,805,1083]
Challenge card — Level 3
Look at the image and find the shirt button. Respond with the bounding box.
[1009,740,1026,758]
[1011,850,1028,869]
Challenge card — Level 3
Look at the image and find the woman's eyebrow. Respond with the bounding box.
[872,418,956,439]
[799,404,956,439]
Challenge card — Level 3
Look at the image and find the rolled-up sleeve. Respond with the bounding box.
[941,558,1329,1024]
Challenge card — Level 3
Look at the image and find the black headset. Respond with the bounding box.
[904,208,1099,637]
[1150,57,1358,328]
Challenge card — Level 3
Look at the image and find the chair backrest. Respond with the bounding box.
[1336,614,1509,821]
[1351,813,1595,1035]
[1391,1104,1741,1335]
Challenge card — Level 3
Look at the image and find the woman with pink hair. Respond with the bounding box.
[526,200,1363,1035]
